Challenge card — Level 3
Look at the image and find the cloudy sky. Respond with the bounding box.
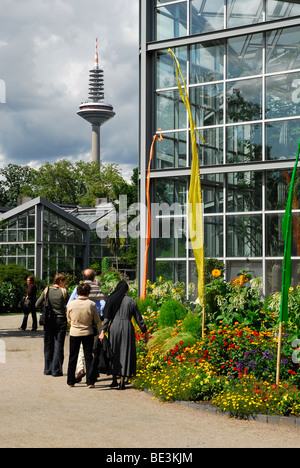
[0,0,139,181]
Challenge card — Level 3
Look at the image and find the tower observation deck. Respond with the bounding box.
[77,38,115,164]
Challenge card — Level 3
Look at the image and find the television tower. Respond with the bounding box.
[77,38,115,164]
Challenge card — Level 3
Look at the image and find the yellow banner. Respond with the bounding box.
[168,49,205,308]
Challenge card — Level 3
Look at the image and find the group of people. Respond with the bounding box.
[19,269,148,389]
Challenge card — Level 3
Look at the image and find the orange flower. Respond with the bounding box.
[212,269,221,278]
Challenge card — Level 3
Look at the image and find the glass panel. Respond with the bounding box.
[155,218,186,258]
[227,172,263,212]
[204,216,223,257]
[7,218,17,230]
[267,0,300,20]
[156,3,187,41]
[190,41,224,84]
[155,178,188,209]
[266,260,300,296]
[8,230,17,242]
[266,26,300,74]
[28,209,35,228]
[202,174,224,213]
[227,215,262,257]
[28,229,35,241]
[227,0,263,28]
[190,83,224,127]
[266,119,300,160]
[8,245,16,255]
[90,245,102,258]
[266,169,300,210]
[8,257,16,264]
[27,245,34,256]
[17,230,25,242]
[226,260,262,282]
[197,127,224,165]
[27,257,34,270]
[18,257,26,268]
[227,78,262,122]
[157,47,187,89]
[226,124,262,163]
[0,229,7,242]
[18,213,27,229]
[155,131,187,169]
[156,90,187,131]
[66,228,75,243]
[227,33,263,79]
[75,245,84,257]
[190,0,224,35]
[58,218,66,242]
[155,260,186,282]
[74,228,84,243]
[266,72,300,119]
[18,244,26,256]
[66,245,75,258]
[266,213,300,256]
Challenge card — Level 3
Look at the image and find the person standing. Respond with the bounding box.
[36,273,68,377]
[67,283,100,388]
[19,275,37,331]
[67,268,105,382]
[99,280,148,390]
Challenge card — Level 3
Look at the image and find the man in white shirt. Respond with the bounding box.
[67,269,106,382]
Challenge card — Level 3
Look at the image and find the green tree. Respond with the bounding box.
[20,160,128,206]
[0,164,33,206]
[21,160,78,204]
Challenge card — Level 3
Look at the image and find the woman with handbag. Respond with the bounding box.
[36,273,68,377]
[19,276,37,331]
[66,283,100,388]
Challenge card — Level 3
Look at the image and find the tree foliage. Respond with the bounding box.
[0,160,137,207]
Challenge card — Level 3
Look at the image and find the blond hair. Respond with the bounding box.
[53,273,66,285]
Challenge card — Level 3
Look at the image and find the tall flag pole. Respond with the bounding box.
[276,138,300,385]
[168,49,206,335]
[140,129,163,300]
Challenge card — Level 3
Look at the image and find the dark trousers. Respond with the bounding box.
[44,316,67,376]
[20,309,37,331]
[67,334,94,386]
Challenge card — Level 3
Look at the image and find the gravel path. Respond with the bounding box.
[1,314,300,449]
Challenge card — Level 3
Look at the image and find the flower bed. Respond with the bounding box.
[131,272,300,419]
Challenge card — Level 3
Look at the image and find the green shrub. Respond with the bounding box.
[0,264,44,313]
[0,264,31,286]
[181,312,202,338]
[137,296,158,315]
[0,282,23,313]
[158,299,187,328]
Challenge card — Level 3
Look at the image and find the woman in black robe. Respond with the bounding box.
[99,280,148,390]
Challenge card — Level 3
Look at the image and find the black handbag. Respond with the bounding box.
[39,287,52,326]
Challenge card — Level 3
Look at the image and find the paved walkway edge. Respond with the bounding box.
[142,389,300,429]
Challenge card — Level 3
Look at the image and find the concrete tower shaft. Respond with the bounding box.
[77,38,115,164]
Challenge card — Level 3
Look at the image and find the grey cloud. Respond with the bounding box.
[0,0,139,174]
